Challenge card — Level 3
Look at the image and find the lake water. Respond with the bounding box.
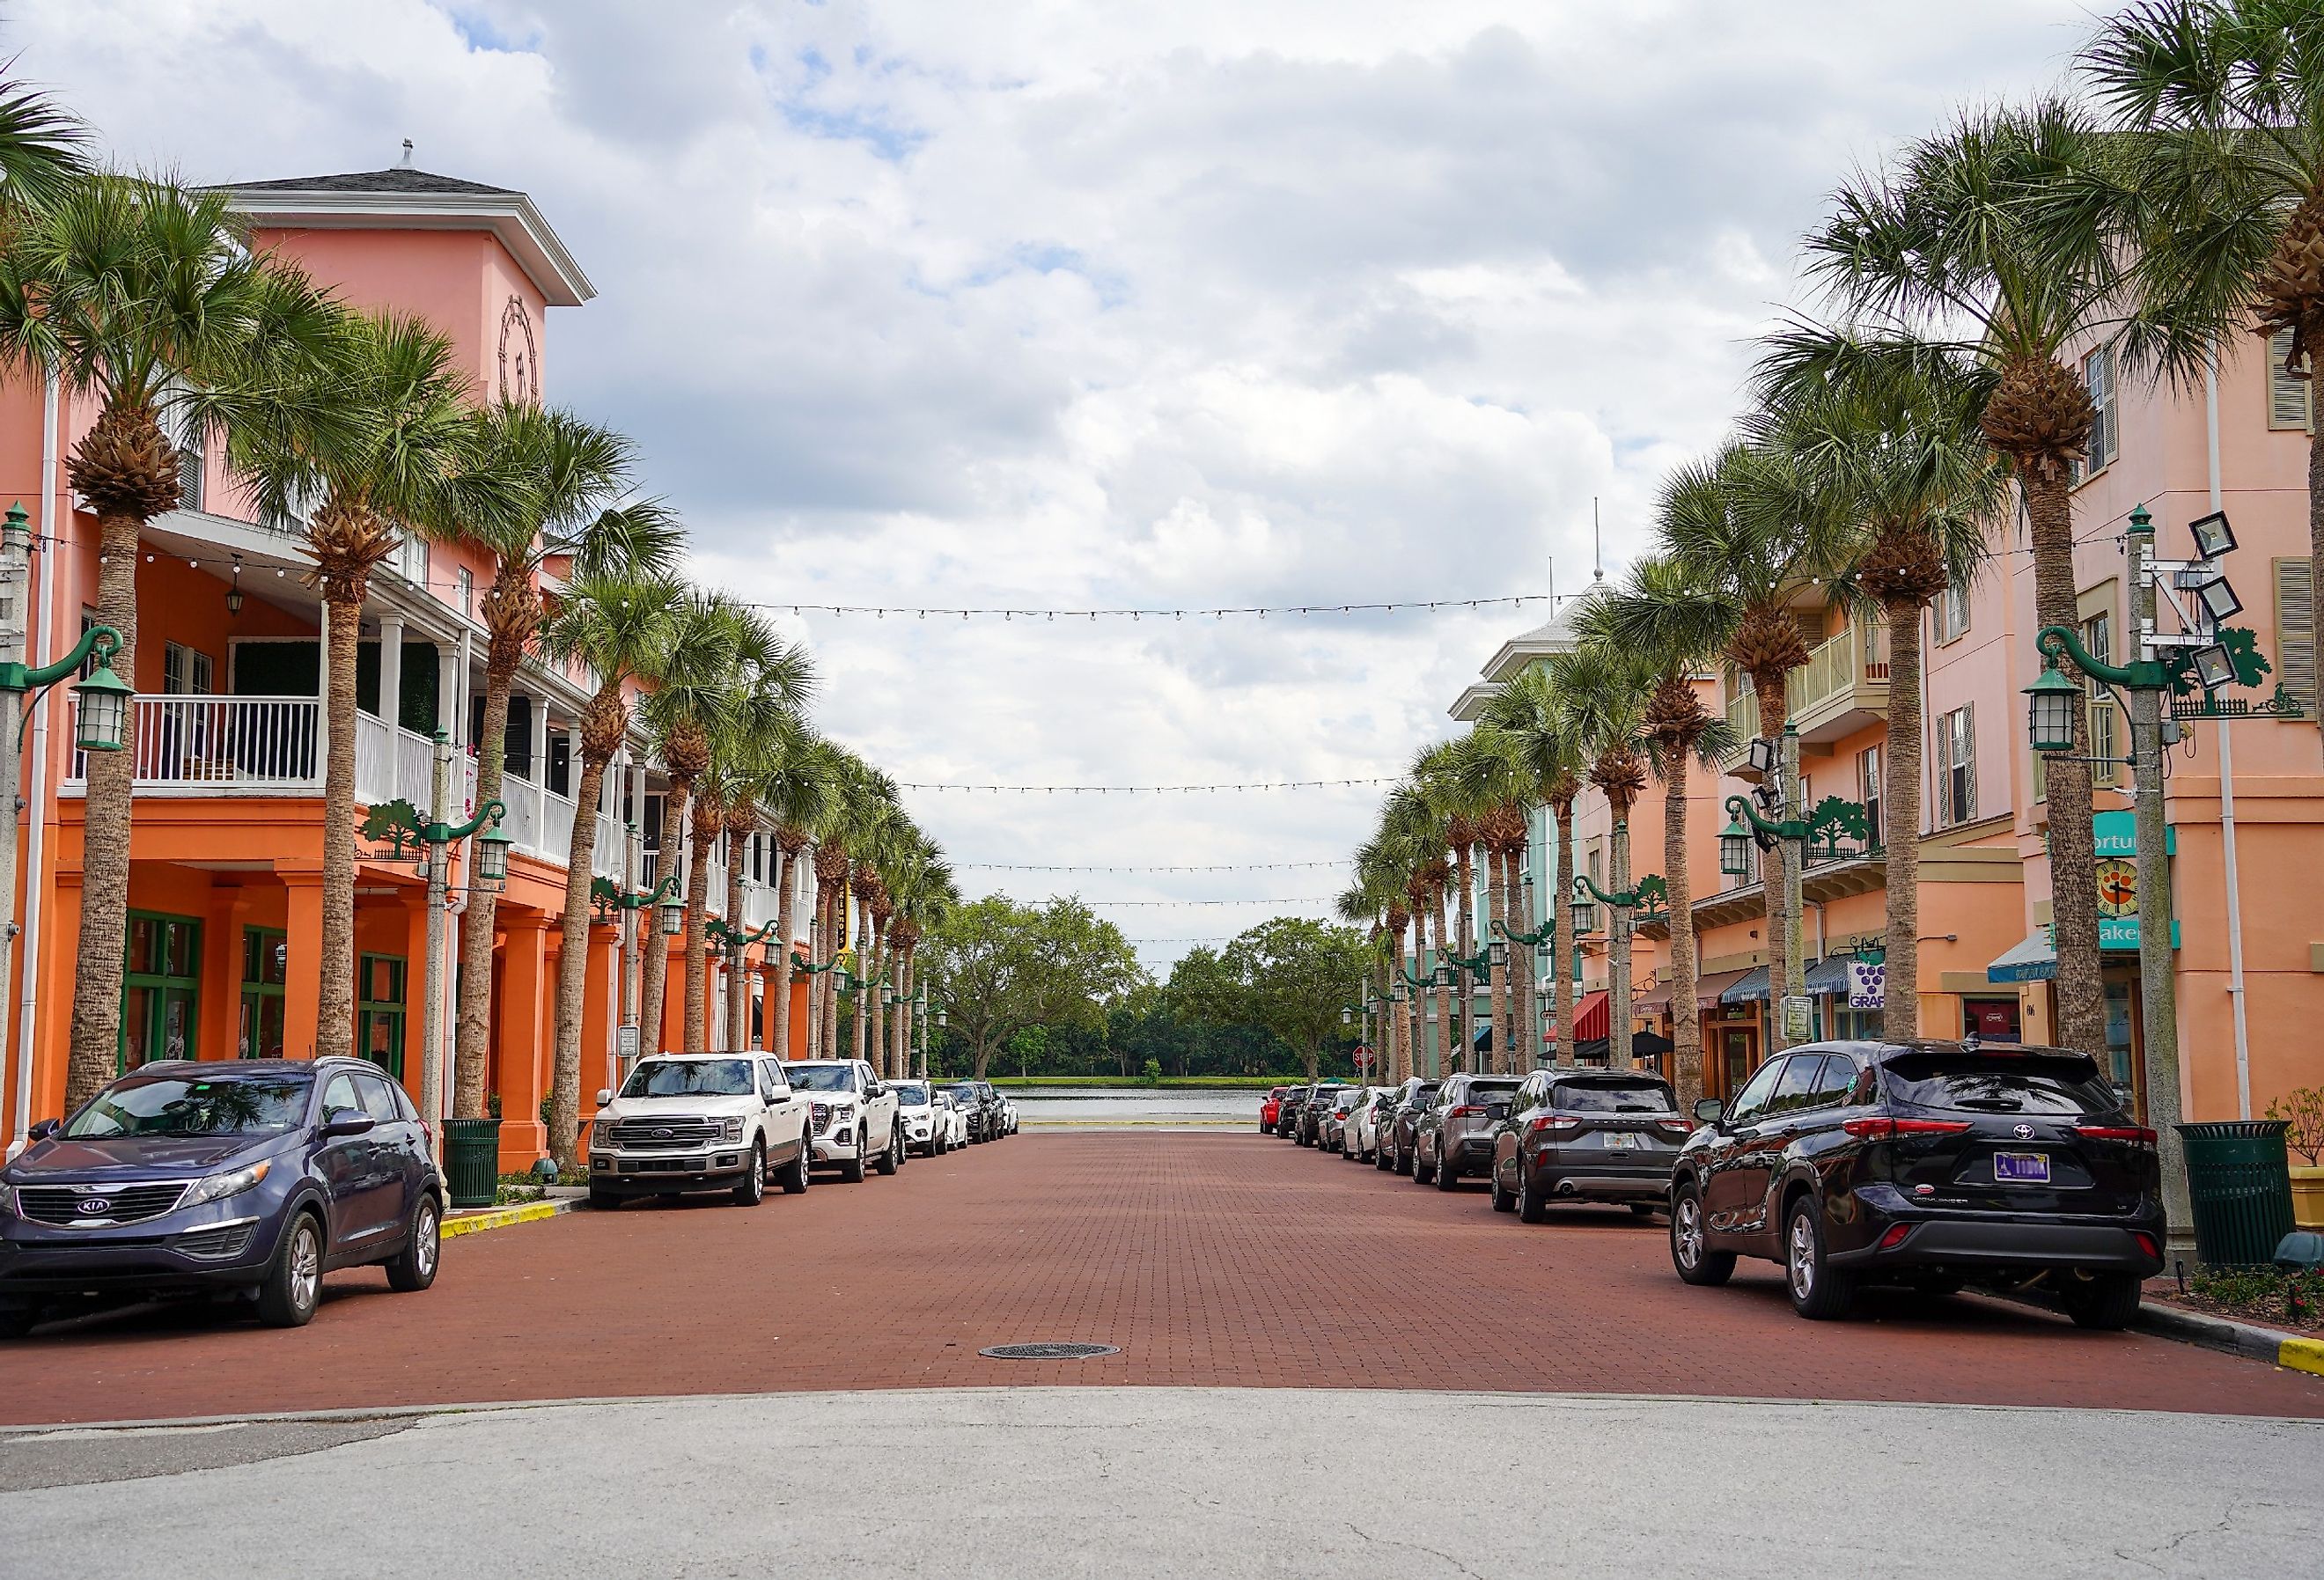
[1009,1087,1264,1129]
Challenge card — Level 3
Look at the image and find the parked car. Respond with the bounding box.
[1489,1066,1690,1220]
[784,1059,904,1181]
[1318,1087,1364,1153]
[0,1057,443,1336]
[941,1081,994,1142]
[1342,1088,1390,1162]
[1277,1085,1314,1142]
[1668,1040,2166,1326]
[936,1090,971,1150]
[1413,1075,1522,1188]
[1380,1079,1441,1172]
[893,1080,950,1157]
[1296,1083,1350,1147]
[592,1053,811,1208]
[1261,1087,1289,1134]
[999,1094,1020,1135]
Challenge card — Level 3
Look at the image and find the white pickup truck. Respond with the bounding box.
[783,1059,904,1182]
[589,1053,810,1209]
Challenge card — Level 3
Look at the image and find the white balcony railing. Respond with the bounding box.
[70,695,324,790]
[540,786,577,862]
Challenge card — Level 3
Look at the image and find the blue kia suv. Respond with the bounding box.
[0,1057,444,1337]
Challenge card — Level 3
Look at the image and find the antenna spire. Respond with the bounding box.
[396,138,415,170]
[1592,498,1604,584]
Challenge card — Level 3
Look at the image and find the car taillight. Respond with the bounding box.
[1651,1117,1693,1137]
[2133,1231,2160,1260]
[1528,1113,1582,1135]
[1877,1224,1914,1251]
[1842,1117,1973,1140]
[2074,1124,2159,1146]
[1450,1105,1482,1118]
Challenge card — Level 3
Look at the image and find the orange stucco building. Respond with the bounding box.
[0,160,812,1172]
[1451,329,2324,1128]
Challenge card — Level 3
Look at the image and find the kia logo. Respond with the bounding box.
[77,1197,111,1215]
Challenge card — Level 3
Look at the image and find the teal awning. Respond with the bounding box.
[1987,931,2056,984]
[1721,966,1771,1005]
[1802,956,1857,996]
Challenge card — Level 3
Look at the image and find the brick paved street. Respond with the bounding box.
[3,1133,2319,1426]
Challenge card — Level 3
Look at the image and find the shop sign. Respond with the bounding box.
[2090,813,2181,951]
[1780,995,1813,1042]
[1848,960,1886,1009]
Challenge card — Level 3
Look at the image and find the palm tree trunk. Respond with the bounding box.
[1880,597,1925,1040]
[1552,802,1576,1062]
[1453,849,1476,1069]
[1484,849,1508,1075]
[637,780,688,1057]
[2025,469,2106,1062]
[1750,670,1793,1051]
[63,507,143,1111]
[1665,753,1703,1113]
[851,906,872,1064]
[548,741,613,1172]
[315,590,364,1062]
[868,919,888,1075]
[724,831,747,1052]
[682,805,717,1054]
[1386,928,1408,1084]
[770,846,799,1059]
[453,645,520,1120]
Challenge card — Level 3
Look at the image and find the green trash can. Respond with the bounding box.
[443,1117,504,1210]
[2176,1120,2296,1268]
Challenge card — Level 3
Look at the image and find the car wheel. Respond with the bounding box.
[733,1142,769,1205]
[255,1211,325,1329]
[878,1127,901,1176]
[588,1185,621,1211]
[1669,1187,1733,1285]
[1784,1196,1857,1320]
[1375,1143,1394,1172]
[0,1304,43,1341]
[1413,1143,1435,1185]
[2060,1271,2144,1331]
[384,1194,441,1291]
[1518,1166,1549,1224]
[1489,1163,1517,1214]
[842,1134,868,1183]
[1434,1149,1460,1191]
[778,1141,811,1194]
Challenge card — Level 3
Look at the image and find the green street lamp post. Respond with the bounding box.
[1723,727,1812,1053]
[1569,871,1663,1070]
[599,856,682,1067]
[0,502,130,1150]
[708,916,783,1051]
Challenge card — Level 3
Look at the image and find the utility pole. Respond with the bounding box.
[2125,512,2191,1253]
[420,731,451,1159]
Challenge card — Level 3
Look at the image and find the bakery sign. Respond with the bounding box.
[2091,812,2180,951]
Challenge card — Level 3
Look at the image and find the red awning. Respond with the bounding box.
[1570,989,1610,1043]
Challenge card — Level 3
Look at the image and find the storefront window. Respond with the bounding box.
[1962,996,2022,1044]
[2104,980,2134,1091]
[240,926,288,1060]
[122,912,202,1071]
[357,954,407,1078]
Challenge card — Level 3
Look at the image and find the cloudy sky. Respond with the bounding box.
[18,0,2093,972]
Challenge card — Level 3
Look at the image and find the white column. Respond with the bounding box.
[377,614,404,800]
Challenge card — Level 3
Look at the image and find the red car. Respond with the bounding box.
[1260,1087,1288,1134]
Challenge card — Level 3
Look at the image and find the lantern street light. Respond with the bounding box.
[2023,661,2085,757]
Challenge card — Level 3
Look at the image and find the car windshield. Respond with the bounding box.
[1466,1082,1520,1102]
[66,1073,313,1138]
[1410,1086,1439,1106]
[621,1059,754,1098]
[784,1065,859,1093]
[1881,1051,2118,1116]
[893,1084,930,1106]
[945,1084,980,1101]
[1552,1078,1675,1113]
[1334,1093,1358,1111]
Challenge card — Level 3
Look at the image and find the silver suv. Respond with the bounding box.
[1413,1075,1523,1190]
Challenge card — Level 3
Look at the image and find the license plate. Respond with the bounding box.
[1601,1131,1642,1150]
[1994,1150,2049,1184]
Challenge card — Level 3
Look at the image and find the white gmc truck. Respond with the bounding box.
[589,1053,811,1209]
[783,1059,904,1182]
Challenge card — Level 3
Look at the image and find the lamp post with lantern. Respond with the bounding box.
[1720,729,1811,1056]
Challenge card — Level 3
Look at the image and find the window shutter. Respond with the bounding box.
[1960,702,1977,821]
[2279,557,2317,710]
[2269,329,2313,432]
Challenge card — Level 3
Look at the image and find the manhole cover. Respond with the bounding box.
[977,1341,1120,1360]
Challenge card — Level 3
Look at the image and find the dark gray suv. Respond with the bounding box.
[1488,1067,1690,1221]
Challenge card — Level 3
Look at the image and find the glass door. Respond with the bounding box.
[121,912,202,1071]
[357,954,408,1078]
[240,926,288,1059]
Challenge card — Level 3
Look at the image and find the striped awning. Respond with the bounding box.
[1987,931,2056,984]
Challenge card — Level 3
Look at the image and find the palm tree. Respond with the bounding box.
[1444,729,1538,1075]
[751,729,838,1061]
[232,310,500,1062]
[1653,434,1850,1049]
[1475,665,1586,1062]
[1552,646,1658,1069]
[2077,0,2324,753]
[534,555,685,1167]
[1775,99,2225,1062]
[1759,372,2004,1039]
[1412,739,1487,1071]
[1379,783,1452,1077]
[885,835,954,1077]
[811,755,898,1059]
[1339,839,1411,1082]
[636,591,756,1058]
[1578,556,1739,1106]
[0,173,343,1106]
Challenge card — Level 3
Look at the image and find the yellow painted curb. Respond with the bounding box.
[441,1200,565,1238]
[2280,1338,2324,1378]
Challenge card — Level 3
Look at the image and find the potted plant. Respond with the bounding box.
[2268,1088,2324,1230]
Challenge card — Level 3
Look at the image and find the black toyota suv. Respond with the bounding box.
[1668,1040,2166,1327]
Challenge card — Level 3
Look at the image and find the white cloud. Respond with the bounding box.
[13,0,2090,970]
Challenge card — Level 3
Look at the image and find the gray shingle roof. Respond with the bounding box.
[218,167,518,198]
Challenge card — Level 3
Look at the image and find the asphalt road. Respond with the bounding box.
[4,1387,2319,1578]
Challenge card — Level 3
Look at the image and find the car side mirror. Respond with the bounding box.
[322,1107,376,1138]
[595,1088,613,1107]
[27,1118,57,1142]
[1692,1098,1724,1126]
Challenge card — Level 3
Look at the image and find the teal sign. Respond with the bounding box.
[2090,812,2177,952]
[2092,810,2174,859]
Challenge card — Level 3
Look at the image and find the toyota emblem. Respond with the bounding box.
[77,1197,112,1216]
[2012,1124,2034,1139]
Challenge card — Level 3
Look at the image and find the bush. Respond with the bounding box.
[2188,1264,2324,1327]
[2266,1087,2324,1166]
[1141,1059,1162,1084]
